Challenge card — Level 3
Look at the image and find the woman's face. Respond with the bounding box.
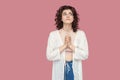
[61,9,74,24]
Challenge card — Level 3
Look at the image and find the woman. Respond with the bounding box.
[46,5,89,80]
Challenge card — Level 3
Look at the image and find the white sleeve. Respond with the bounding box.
[73,31,89,60]
[46,32,61,61]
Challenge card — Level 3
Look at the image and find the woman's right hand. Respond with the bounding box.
[59,44,67,53]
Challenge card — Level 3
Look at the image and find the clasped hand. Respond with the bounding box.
[64,35,75,51]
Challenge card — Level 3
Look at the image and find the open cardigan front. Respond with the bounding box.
[46,29,89,80]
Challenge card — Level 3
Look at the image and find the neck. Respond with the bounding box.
[62,23,72,32]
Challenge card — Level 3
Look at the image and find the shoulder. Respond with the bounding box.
[49,30,58,37]
[77,29,86,35]
[49,30,58,35]
[76,29,88,40]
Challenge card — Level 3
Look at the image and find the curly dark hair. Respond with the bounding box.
[55,5,80,32]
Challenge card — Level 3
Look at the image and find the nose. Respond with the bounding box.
[66,15,70,18]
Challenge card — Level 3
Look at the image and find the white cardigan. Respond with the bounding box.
[46,29,89,80]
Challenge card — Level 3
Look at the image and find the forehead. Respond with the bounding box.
[62,9,72,13]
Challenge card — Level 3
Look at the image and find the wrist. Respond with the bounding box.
[70,44,75,52]
[59,44,66,53]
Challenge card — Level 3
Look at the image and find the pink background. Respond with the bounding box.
[0,0,120,80]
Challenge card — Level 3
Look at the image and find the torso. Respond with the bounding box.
[58,29,77,61]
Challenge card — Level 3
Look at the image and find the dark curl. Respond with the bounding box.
[55,5,80,32]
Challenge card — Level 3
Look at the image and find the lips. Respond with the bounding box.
[66,19,70,20]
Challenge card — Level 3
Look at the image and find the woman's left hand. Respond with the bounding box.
[67,42,75,52]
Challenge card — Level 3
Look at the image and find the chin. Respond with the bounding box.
[64,21,73,24]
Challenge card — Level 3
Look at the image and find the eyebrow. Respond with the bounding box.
[62,12,73,14]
